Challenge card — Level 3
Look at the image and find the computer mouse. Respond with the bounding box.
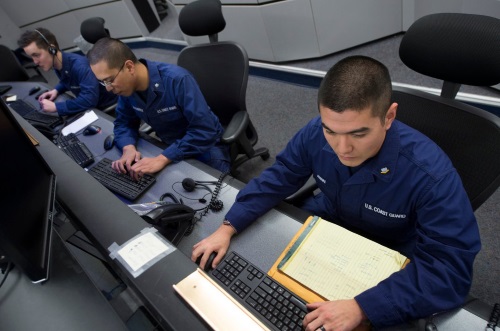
[83,124,101,136]
[29,86,41,96]
[196,252,217,272]
[103,134,115,150]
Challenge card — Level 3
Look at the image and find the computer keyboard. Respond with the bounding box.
[87,158,156,201]
[209,251,308,331]
[8,99,62,127]
[55,133,94,168]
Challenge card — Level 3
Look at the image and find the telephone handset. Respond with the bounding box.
[141,203,195,226]
[141,193,195,245]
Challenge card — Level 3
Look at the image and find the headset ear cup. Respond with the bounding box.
[182,177,197,192]
[48,45,57,55]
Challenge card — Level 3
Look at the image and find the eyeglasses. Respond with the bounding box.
[98,62,125,87]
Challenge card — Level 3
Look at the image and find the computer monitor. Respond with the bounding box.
[0,98,56,283]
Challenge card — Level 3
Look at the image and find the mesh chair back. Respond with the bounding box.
[400,13,500,88]
[393,86,500,210]
[177,42,248,127]
[81,17,110,44]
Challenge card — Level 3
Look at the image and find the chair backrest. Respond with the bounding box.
[399,13,500,99]
[80,17,110,44]
[0,44,31,82]
[177,0,269,175]
[177,0,248,127]
[177,42,249,126]
[393,86,500,210]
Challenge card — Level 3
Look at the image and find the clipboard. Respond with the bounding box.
[268,216,410,303]
[268,216,326,303]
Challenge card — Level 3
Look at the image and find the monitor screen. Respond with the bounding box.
[0,98,56,283]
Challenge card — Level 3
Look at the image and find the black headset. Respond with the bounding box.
[181,177,218,193]
[34,29,57,56]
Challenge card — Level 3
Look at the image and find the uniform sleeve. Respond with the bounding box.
[55,65,101,116]
[113,97,141,150]
[225,122,316,232]
[355,171,481,328]
[160,75,222,162]
[54,82,66,94]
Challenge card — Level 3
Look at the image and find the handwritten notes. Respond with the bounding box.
[279,217,407,300]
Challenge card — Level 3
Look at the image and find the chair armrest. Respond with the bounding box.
[284,176,318,205]
[221,110,249,144]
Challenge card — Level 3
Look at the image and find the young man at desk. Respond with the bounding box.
[17,28,117,115]
[86,38,230,179]
[192,56,481,331]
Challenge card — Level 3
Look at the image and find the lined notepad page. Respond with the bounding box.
[279,218,407,300]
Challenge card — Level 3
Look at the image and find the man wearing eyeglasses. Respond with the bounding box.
[87,37,230,178]
[17,28,117,115]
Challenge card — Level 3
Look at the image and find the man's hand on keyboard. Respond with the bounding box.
[112,145,141,175]
[191,224,236,270]
[303,299,367,331]
[129,155,170,181]
[39,98,57,113]
[37,89,57,102]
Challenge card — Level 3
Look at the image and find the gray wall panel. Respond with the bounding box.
[312,0,402,57]
[261,0,320,62]
[2,0,69,26]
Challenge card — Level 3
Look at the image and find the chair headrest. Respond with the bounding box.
[399,13,500,87]
[80,17,110,44]
[178,0,226,37]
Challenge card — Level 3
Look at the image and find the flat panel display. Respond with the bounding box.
[0,98,56,283]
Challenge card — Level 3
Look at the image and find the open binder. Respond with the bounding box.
[268,216,409,304]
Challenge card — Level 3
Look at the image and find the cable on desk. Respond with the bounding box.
[486,303,500,331]
[185,171,229,236]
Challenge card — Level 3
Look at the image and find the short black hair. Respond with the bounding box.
[318,55,392,121]
[86,37,137,69]
[17,28,59,51]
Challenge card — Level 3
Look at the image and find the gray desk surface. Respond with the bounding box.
[5,81,496,331]
[0,233,129,331]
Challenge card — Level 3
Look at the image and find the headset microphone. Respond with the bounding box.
[181,177,218,192]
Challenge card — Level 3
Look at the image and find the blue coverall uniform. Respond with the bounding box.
[225,116,481,328]
[54,52,117,116]
[113,59,230,173]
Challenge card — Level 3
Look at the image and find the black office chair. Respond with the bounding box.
[393,86,500,211]
[79,17,117,115]
[177,0,270,176]
[0,44,47,83]
[399,13,500,99]
[80,17,110,45]
[393,13,500,210]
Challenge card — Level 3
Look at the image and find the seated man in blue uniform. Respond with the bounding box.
[17,28,117,115]
[192,56,481,330]
[86,38,230,178]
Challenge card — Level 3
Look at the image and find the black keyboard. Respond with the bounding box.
[209,251,308,331]
[8,99,62,127]
[55,133,94,168]
[87,158,156,201]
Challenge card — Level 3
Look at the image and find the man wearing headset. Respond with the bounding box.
[17,28,116,115]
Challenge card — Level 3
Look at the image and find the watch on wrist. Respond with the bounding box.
[223,220,237,233]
